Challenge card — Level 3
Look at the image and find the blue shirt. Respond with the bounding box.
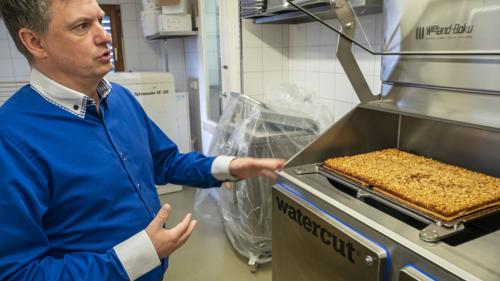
[0,72,223,280]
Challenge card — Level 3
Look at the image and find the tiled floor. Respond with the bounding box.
[160,188,272,281]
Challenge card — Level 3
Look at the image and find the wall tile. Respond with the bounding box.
[140,40,161,55]
[242,20,262,48]
[120,4,138,22]
[0,59,14,79]
[305,46,319,72]
[282,26,290,48]
[335,73,355,103]
[0,40,11,59]
[185,51,198,70]
[124,37,141,55]
[122,20,140,38]
[290,46,306,71]
[242,47,262,72]
[320,23,338,46]
[243,72,263,96]
[282,47,290,70]
[263,47,283,71]
[262,71,283,94]
[166,38,184,53]
[305,22,320,46]
[289,71,305,89]
[318,73,335,99]
[8,41,24,59]
[262,25,283,48]
[124,54,142,72]
[184,37,198,53]
[319,46,335,73]
[12,58,30,79]
[290,24,306,47]
[304,71,319,96]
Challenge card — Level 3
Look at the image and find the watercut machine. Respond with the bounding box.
[273,1,500,280]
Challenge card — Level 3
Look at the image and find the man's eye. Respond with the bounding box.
[75,22,89,31]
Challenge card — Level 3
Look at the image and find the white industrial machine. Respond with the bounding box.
[107,72,191,194]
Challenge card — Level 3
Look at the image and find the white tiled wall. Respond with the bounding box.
[0,21,30,81]
[0,0,166,83]
[241,14,383,122]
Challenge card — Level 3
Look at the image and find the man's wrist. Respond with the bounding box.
[113,230,161,280]
[211,156,239,181]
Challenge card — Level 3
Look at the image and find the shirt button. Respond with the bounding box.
[137,183,143,191]
[73,104,79,110]
[120,152,126,160]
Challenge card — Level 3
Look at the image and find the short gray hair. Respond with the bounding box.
[0,0,52,63]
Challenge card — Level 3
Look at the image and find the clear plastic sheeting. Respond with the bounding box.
[194,90,329,267]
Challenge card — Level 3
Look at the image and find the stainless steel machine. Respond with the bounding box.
[273,0,500,280]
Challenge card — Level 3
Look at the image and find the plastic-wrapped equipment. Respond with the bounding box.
[194,88,332,270]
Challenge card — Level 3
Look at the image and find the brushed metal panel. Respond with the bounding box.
[382,0,500,93]
[273,186,387,281]
[399,115,500,177]
[286,107,399,168]
[399,265,435,281]
[377,84,500,130]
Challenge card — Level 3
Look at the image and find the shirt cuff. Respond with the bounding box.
[114,230,160,281]
[211,156,238,181]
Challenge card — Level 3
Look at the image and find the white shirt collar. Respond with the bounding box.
[29,68,112,118]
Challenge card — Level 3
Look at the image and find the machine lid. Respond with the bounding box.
[288,0,500,56]
[288,0,500,130]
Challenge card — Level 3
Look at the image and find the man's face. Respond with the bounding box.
[40,0,113,82]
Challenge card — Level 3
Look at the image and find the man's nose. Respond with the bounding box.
[95,23,112,44]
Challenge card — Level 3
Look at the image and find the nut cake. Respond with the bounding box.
[323,149,500,221]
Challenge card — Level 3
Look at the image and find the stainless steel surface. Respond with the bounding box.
[273,0,500,280]
[241,0,267,18]
[293,164,319,175]
[276,171,500,281]
[286,107,399,168]
[277,106,500,280]
[371,85,500,131]
[379,0,500,129]
[419,223,464,243]
[256,0,382,24]
[333,0,379,102]
[399,266,435,281]
[267,0,330,14]
[273,185,387,281]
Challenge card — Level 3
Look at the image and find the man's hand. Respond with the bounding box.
[229,157,285,180]
[145,204,197,259]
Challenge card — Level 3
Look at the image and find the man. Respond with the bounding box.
[0,0,284,280]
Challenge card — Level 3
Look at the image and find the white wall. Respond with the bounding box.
[0,22,31,81]
[241,14,383,122]
[0,0,165,83]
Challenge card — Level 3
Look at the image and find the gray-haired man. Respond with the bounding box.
[0,1,284,280]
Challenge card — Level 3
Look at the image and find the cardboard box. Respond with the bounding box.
[157,13,192,32]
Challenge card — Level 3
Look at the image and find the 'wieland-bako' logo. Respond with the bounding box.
[416,23,474,40]
[276,196,357,264]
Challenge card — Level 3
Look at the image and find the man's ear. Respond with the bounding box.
[18,28,48,60]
